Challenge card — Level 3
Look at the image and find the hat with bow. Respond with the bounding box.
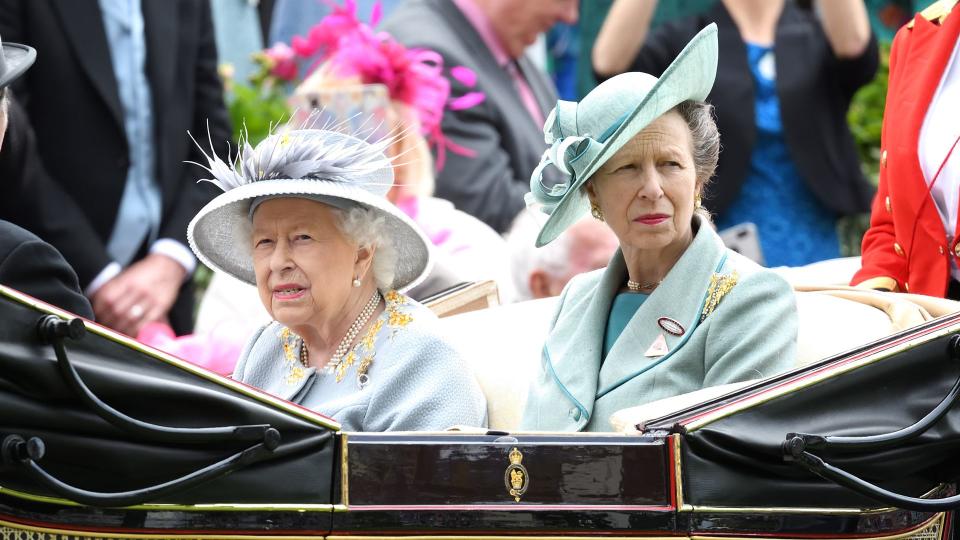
[527,24,718,247]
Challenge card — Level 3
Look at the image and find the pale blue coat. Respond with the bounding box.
[233,291,488,432]
[521,217,798,432]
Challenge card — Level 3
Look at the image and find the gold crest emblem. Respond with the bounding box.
[504,447,529,502]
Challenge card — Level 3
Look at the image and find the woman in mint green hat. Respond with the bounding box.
[520,24,797,432]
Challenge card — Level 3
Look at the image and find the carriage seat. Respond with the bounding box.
[440,287,960,432]
[442,297,556,430]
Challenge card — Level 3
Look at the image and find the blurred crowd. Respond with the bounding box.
[0,0,947,346]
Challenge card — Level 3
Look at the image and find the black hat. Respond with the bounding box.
[0,35,35,88]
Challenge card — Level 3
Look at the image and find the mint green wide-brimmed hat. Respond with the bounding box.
[527,23,718,247]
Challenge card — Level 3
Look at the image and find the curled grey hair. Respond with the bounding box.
[333,205,397,290]
[674,100,720,190]
[675,100,720,220]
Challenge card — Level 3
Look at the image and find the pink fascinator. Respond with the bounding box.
[284,0,483,168]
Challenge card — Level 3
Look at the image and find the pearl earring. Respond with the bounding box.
[352,277,362,288]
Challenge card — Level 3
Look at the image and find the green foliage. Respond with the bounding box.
[847,41,891,186]
[839,41,891,256]
[227,82,291,146]
[193,263,214,317]
[220,55,294,146]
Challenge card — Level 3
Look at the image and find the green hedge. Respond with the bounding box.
[841,41,891,256]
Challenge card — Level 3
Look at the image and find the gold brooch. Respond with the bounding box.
[701,270,739,322]
[504,447,530,502]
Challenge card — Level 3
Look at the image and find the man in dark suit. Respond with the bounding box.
[0,34,94,318]
[382,0,578,233]
[0,0,231,335]
[0,221,94,318]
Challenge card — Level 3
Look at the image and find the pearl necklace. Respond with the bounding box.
[626,279,662,292]
[299,290,382,371]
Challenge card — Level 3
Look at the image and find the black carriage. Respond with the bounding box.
[0,284,958,540]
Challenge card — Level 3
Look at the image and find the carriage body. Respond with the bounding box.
[0,284,956,540]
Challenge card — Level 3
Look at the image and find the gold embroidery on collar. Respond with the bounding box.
[334,350,357,383]
[385,290,413,336]
[273,291,414,388]
[333,290,412,388]
[361,319,385,349]
[701,270,739,322]
[278,327,308,385]
[385,290,405,305]
[388,309,413,328]
[286,365,307,385]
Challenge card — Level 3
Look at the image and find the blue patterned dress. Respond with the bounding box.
[715,43,841,267]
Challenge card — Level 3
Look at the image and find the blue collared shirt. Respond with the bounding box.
[85,0,196,296]
[99,0,161,266]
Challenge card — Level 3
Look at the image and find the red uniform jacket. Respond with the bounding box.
[853,9,960,296]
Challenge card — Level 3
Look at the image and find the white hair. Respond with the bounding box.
[0,87,9,122]
[333,205,397,290]
[507,209,575,302]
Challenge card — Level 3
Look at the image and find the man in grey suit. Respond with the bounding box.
[382,0,578,233]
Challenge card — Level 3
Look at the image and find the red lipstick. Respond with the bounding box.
[635,213,669,225]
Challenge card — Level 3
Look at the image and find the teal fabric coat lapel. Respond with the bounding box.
[596,223,725,399]
[536,251,621,427]
[521,217,797,432]
[530,219,724,430]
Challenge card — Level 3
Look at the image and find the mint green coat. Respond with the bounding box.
[520,218,798,432]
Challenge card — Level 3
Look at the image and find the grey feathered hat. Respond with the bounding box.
[0,34,35,88]
[187,129,432,292]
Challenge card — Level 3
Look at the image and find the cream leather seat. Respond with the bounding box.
[793,286,959,365]
[441,297,556,431]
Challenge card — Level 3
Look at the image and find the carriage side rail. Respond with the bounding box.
[36,315,280,446]
[0,315,335,507]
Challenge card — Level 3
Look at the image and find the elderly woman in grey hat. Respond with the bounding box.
[0,35,33,146]
[188,130,487,431]
[520,25,798,432]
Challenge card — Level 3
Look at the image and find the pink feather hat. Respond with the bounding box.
[275,0,483,168]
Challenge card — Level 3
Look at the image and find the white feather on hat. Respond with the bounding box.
[187,128,433,292]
